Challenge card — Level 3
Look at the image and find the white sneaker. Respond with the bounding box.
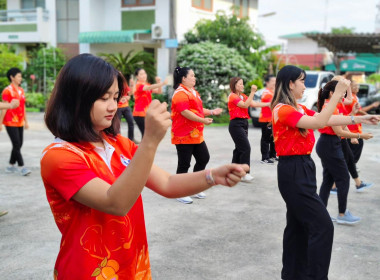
[241,174,254,182]
[193,192,206,199]
[177,196,193,204]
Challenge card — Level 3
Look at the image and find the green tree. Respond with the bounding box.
[0,44,24,92]
[177,41,256,108]
[331,26,355,34]
[0,0,6,10]
[24,46,66,94]
[367,73,380,84]
[99,50,156,83]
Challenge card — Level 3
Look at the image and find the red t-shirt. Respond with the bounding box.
[171,84,204,144]
[118,84,131,109]
[345,95,362,133]
[40,134,151,280]
[318,100,340,135]
[259,88,273,123]
[133,82,152,117]
[272,103,316,156]
[228,93,249,120]
[1,84,26,127]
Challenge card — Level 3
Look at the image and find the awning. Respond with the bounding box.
[325,58,379,72]
[78,29,151,44]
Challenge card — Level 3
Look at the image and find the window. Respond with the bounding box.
[21,0,45,9]
[122,0,155,7]
[192,0,213,12]
[57,0,79,43]
[233,0,249,18]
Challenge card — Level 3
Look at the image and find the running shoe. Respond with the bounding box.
[260,159,274,165]
[336,210,361,225]
[177,196,193,204]
[5,166,17,173]
[356,181,373,192]
[20,167,31,176]
[241,174,254,182]
[330,188,338,195]
[193,192,206,199]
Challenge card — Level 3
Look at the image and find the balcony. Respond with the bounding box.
[0,7,51,44]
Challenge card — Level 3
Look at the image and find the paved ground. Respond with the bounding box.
[0,112,380,279]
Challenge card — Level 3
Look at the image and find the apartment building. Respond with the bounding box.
[0,0,258,78]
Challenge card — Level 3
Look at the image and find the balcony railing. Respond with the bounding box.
[0,8,49,23]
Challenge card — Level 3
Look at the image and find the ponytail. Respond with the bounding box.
[317,80,338,112]
[173,66,191,89]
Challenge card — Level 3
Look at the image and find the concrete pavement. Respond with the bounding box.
[1,112,380,279]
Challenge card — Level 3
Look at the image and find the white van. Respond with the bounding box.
[298,71,335,111]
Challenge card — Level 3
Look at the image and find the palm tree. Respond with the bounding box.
[99,50,156,82]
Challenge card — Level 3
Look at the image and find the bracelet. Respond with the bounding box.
[358,133,360,139]
[205,169,215,185]
[351,115,356,124]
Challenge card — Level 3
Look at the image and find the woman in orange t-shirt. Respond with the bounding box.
[41,54,249,279]
[0,67,31,176]
[271,65,379,280]
[171,66,223,204]
[132,68,167,137]
[117,78,136,142]
[227,77,269,182]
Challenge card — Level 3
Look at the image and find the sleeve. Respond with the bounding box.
[172,91,190,112]
[304,106,316,116]
[1,89,11,102]
[41,149,98,201]
[230,94,241,106]
[278,105,304,128]
[261,91,272,103]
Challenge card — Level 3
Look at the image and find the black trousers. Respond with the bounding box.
[228,118,250,168]
[260,122,276,160]
[5,126,24,166]
[348,138,363,164]
[175,141,210,174]
[278,155,333,280]
[341,138,358,179]
[117,107,134,140]
[316,134,350,214]
[133,116,145,137]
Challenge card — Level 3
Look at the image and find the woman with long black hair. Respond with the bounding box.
[271,65,379,280]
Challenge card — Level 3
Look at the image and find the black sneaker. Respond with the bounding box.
[260,159,274,165]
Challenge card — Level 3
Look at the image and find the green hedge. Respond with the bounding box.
[25,92,47,111]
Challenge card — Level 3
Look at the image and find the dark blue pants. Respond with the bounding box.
[348,138,363,164]
[175,141,210,174]
[278,155,333,280]
[260,122,276,160]
[228,118,251,168]
[117,107,134,140]
[316,134,350,214]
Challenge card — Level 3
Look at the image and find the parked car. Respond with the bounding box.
[298,71,335,111]
[248,88,265,127]
[357,83,380,113]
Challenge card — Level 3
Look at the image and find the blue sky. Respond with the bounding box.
[257,0,379,44]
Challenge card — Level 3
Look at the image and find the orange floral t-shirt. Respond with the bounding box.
[40,134,151,280]
[272,103,316,156]
[259,88,273,123]
[133,82,152,117]
[171,84,204,144]
[1,84,26,127]
[228,93,249,120]
[118,84,131,109]
[318,100,340,135]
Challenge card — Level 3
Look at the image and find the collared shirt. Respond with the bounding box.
[1,84,26,127]
[171,84,205,144]
[133,82,152,117]
[272,103,316,156]
[259,88,273,123]
[228,92,249,120]
[40,133,151,279]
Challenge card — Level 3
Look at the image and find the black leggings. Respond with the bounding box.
[316,134,350,214]
[341,138,358,179]
[348,138,363,164]
[117,107,134,140]
[5,126,24,166]
[260,122,276,160]
[228,118,250,168]
[278,155,333,280]
[175,141,210,174]
[133,116,145,137]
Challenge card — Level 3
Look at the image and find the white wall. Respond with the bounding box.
[7,0,20,10]
[286,38,320,54]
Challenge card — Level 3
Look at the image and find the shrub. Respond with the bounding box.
[25,92,46,110]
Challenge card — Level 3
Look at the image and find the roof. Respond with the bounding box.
[304,33,380,53]
[325,58,379,72]
[78,29,151,44]
[279,31,320,39]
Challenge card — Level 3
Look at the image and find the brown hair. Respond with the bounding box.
[230,77,241,93]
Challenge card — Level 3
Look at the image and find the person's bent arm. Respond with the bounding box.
[146,163,249,198]
[181,109,213,125]
[296,79,350,129]
[72,100,172,216]
[332,125,373,140]
[236,85,257,108]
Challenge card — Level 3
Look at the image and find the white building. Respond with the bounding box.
[0,0,259,79]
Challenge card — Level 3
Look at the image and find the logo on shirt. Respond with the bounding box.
[120,154,131,166]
